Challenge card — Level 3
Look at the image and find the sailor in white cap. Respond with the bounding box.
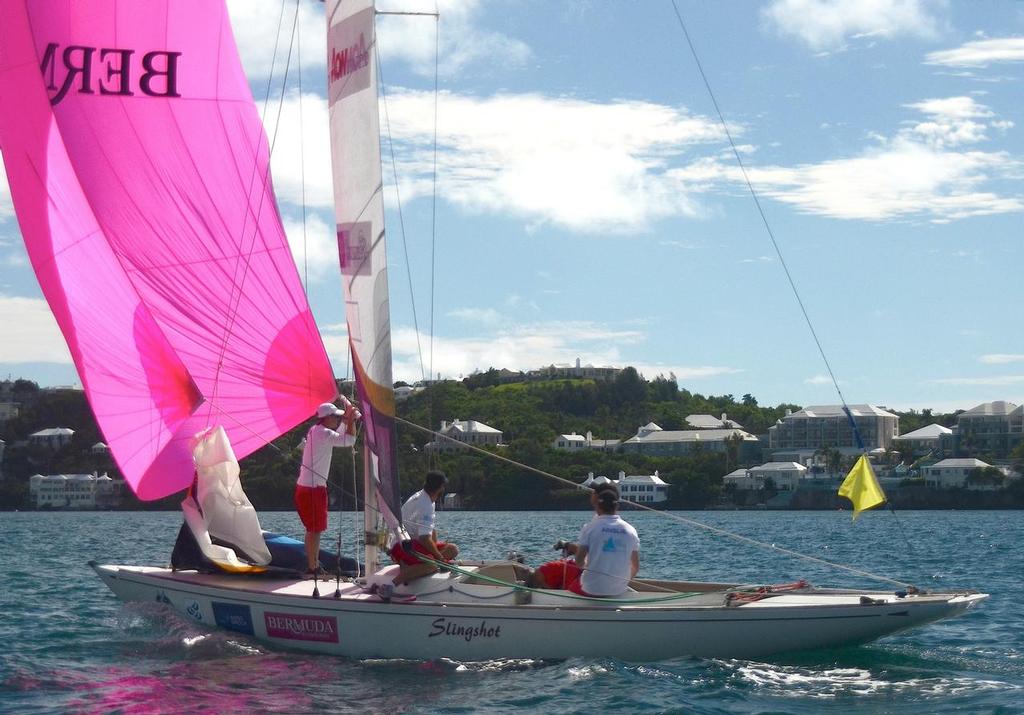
[295,397,361,574]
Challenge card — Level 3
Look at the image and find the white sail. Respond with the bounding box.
[326,0,402,571]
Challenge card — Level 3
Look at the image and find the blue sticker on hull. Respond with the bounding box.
[212,601,254,636]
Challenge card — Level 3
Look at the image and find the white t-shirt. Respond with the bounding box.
[296,424,355,488]
[577,514,639,596]
[401,489,436,538]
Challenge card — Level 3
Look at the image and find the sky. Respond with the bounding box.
[1,0,1022,414]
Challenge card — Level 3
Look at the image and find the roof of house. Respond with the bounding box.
[782,404,897,419]
[931,458,992,469]
[750,461,808,472]
[959,401,1019,417]
[619,473,668,486]
[556,433,587,442]
[894,424,953,440]
[686,414,745,430]
[443,419,502,434]
[723,469,749,479]
[30,428,74,437]
[624,428,758,444]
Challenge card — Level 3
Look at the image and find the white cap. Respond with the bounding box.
[316,402,344,419]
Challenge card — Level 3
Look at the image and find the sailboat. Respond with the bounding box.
[0,0,986,661]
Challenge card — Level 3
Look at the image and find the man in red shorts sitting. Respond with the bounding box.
[529,557,583,591]
[390,470,459,585]
[295,399,360,575]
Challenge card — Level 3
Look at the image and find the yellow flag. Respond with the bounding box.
[838,455,886,520]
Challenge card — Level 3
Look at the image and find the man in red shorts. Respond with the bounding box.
[529,558,583,591]
[390,470,459,585]
[295,399,359,575]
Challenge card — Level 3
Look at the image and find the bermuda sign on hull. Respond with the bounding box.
[264,612,339,643]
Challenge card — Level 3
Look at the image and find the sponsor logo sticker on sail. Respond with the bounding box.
[328,7,373,105]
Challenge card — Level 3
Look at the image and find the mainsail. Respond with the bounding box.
[0,0,337,499]
[326,0,403,555]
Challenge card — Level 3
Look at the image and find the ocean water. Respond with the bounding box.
[1,509,1021,714]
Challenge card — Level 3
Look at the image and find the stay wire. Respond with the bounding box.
[428,8,440,470]
[667,0,915,559]
[395,414,910,588]
[376,39,428,385]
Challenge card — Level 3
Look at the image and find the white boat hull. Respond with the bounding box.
[91,562,987,661]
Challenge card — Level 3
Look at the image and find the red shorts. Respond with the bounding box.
[390,539,448,566]
[295,485,328,533]
[535,560,582,590]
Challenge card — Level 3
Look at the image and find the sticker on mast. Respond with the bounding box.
[328,7,373,105]
[338,222,373,276]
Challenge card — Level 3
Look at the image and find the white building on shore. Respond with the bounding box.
[425,419,504,452]
[723,462,807,491]
[29,472,126,509]
[581,471,669,504]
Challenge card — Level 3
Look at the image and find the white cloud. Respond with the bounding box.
[376,320,742,385]
[903,96,1000,148]
[687,97,1023,223]
[979,354,1024,365]
[227,0,326,81]
[266,91,334,210]
[448,307,502,324]
[804,374,834,385]
[762,0,943,51]
[929,375,1024,387]
[376,0,530,77]
[382,90,725,232]
[228,0,528,83]
[740,256,774,264]
[282,213,337,285]
[0,295,72,363]
[925,37,1024,68]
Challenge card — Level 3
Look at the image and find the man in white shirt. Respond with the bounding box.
[295,399,359,574]
[573,483,639,597]
[389,470,460,585]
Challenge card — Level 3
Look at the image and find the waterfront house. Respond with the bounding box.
[924,458,997,489]
[552,431,621,453]
[581,471,669,504]
[425,419,503,452]
[621,422,759,457]
[29,427,74,450]
[529,357,621,382]
[29,472,126,509]
[953,401,1023,458]
[892,423,953,458]
[768,404,899,452]
[723,462,807,491]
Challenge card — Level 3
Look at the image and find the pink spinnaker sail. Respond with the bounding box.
[0,1,337,499]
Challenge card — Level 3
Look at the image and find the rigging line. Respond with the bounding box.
[296,0,313,402]
[395,414,910,588]
[428,8,440,469]
[375,39,428,384]
[667,1,918,564]
[209,0,289,400]
[213,1,302,402]
[667,1,848,408]
[298,0,309,296]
